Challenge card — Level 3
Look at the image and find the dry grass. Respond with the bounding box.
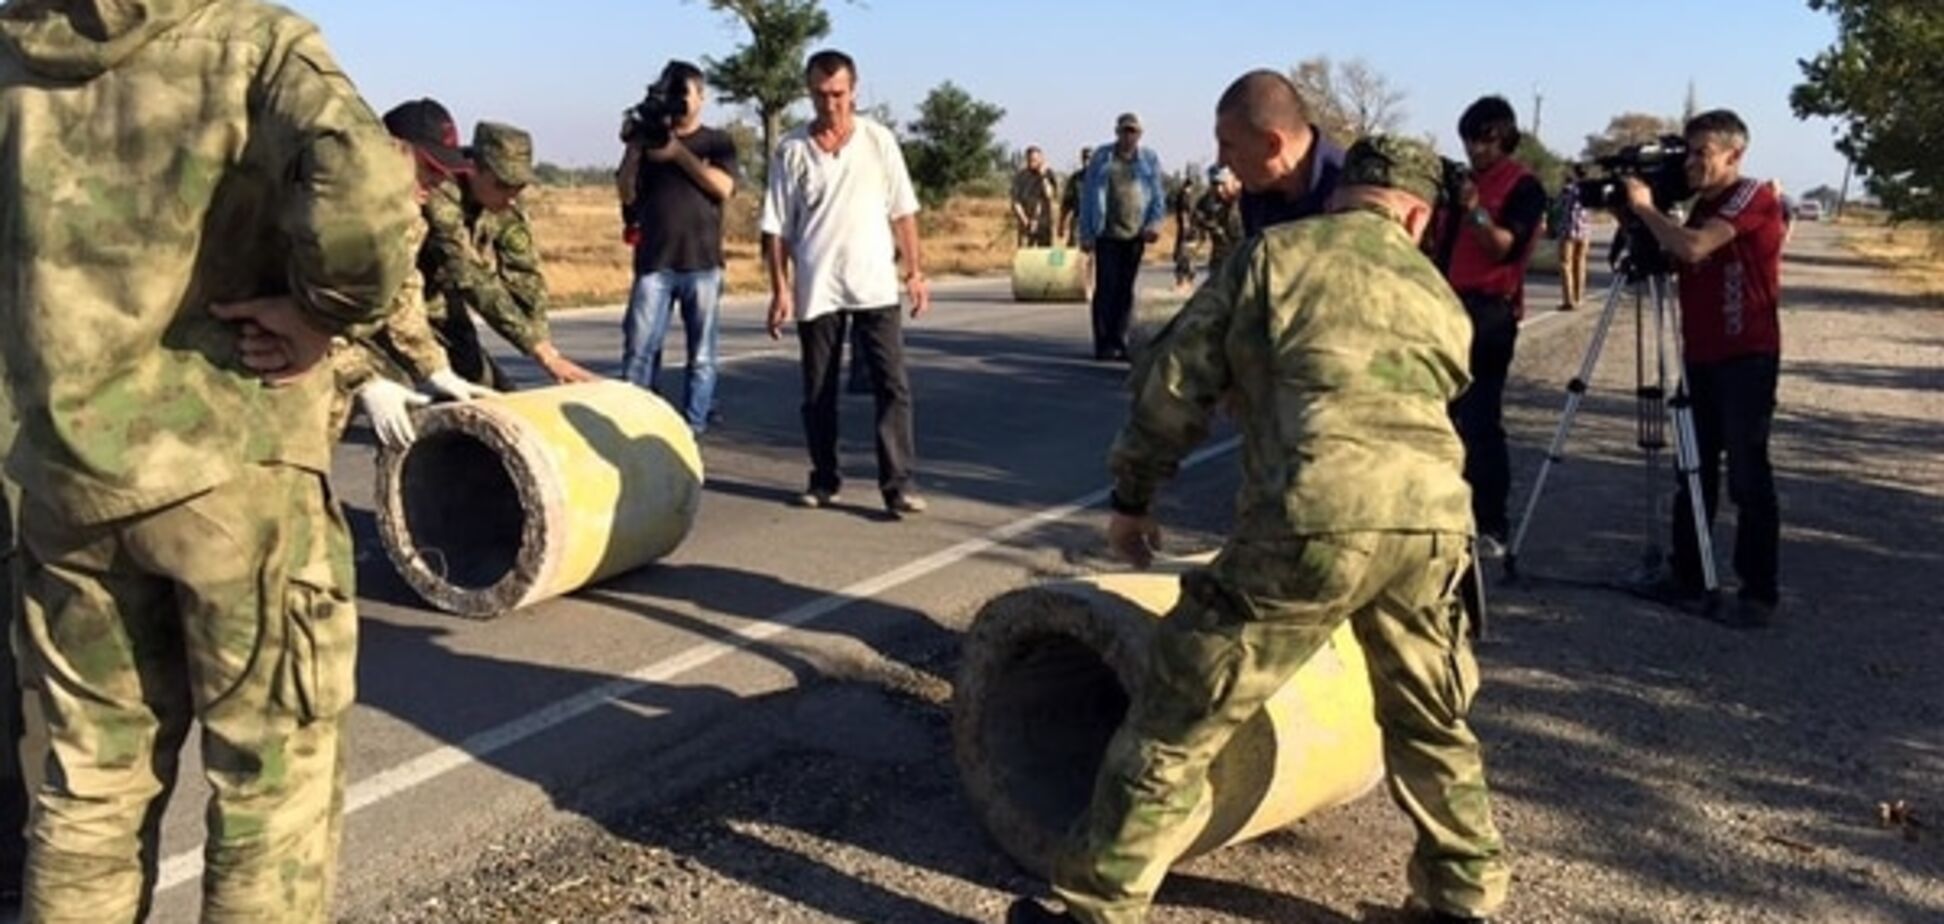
[523,185,1184,307]
[1840,221,1944,300]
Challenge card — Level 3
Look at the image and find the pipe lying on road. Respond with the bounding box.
[1011,247,1090,302]
[952,559,1385,877]
[376,381,704,618]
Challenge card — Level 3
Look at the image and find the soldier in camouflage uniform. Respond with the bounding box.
[1060,147,1093,248]
[1168,167,1201,291]
[386,106,596,390]
[0,3,418,922]
[1192,165,1246,275]
[327,218,497,449]
[1010,137,1509,924]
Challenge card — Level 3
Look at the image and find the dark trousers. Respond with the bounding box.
[435,308,514,392]
[1671,353,1781,603]
[799,307,915,497]
[1090,237,1145,358]
[1450,294,1519,538]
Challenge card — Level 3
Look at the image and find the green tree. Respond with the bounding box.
[1581,112,1682,162]
[1514,135,1568,193]
[700,0,832,167]
[901,81,1007,207]
[1792,0,1944,220]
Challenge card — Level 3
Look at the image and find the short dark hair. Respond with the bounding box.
[1458,95,1520,154]
[663,59,705,94]
[1684,109,1749,150]
[805,49,856,83]
[1216,69,1310,135]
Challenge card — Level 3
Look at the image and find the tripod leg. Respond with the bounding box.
[1654,274,1721,596]
[1504,275,1632,580]
[1669,383,1721,593]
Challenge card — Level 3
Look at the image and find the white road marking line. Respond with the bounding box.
[156,436,1245,893]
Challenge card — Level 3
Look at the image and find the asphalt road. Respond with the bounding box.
[134,241,1614,922]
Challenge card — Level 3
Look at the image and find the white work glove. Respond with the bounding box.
[356,378,429,451]
[424,368,498,402]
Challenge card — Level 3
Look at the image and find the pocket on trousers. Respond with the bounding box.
[279,580,359,724]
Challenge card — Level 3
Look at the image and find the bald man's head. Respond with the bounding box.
[1214,69,1318,194]
[1216,70,1311,135]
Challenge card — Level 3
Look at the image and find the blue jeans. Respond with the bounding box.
[622,268,722,432]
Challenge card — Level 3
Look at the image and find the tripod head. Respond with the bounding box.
[1607,212,1677,283]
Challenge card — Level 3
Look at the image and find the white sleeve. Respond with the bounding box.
[759,141,791,237]
[880,125,921,220]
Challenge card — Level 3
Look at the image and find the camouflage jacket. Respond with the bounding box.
[332,220,447,394]
[1193,190,1246,271]
[419,182,550,352]
[0,0,417,522]
[1111,207,1476,538]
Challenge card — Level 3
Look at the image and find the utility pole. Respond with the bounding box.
[1531,84,1544,143]
[1836,155,1854,220]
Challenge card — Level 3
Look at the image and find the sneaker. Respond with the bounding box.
[793,487,840,509]
[1006,897,1078,924]
[1475,533,1508,561]
[884,491,928,517]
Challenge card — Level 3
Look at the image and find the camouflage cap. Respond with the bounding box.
[1341,134,1442,205]
[470,121,535,187]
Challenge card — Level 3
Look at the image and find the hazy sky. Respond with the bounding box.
[303,1,1851,194]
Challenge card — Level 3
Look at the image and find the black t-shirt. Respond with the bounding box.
[630,125,738,274]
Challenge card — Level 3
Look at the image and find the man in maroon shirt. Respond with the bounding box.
[1621,109,1785,627]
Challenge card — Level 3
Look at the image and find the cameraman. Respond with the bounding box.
[618,61,739,434]
[1434,95,1547,556]
[1621,109,1785,627]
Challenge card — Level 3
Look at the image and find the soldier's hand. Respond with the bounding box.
[1107,512,1162,568]
[424,369,497,402]
[533,342,601,384]
[357,378,429,451]
[767,291,793,341]
[1141,228,1160,245]
[210,296,332,386]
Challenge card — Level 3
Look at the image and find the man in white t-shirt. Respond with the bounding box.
[761,48,933,516]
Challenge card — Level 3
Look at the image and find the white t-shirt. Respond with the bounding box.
[759,117,921,322]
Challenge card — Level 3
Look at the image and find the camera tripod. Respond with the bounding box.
[1502,227,1719,595]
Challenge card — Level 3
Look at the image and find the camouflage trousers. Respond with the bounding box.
[12,463,358,924]
[1053,531,1509,922]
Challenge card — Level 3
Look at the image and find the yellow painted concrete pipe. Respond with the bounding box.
[1011,246,1090,302]
[376,380,704,618]
[952,558,1385,877]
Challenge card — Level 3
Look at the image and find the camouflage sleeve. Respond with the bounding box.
[420,189,546,353]
[1107,237,1250,513]
[255,17,418,334]
[490,210,552,344]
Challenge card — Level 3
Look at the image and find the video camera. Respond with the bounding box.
[621,62,693,149]
[1572,135,1692,213]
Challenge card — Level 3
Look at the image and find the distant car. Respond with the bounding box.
[1795,201,1825,221]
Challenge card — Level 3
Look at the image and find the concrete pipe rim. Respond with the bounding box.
[375,400,559,618]
[951,584,1155,880]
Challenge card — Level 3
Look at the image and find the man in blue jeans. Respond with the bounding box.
[617,60,739,433]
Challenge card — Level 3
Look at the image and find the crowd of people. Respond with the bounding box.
[0,3,1789,922]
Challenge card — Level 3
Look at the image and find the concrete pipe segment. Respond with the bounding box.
[376,381,704,618]
[1011,246,1090,302]
[952,559,1385,877]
